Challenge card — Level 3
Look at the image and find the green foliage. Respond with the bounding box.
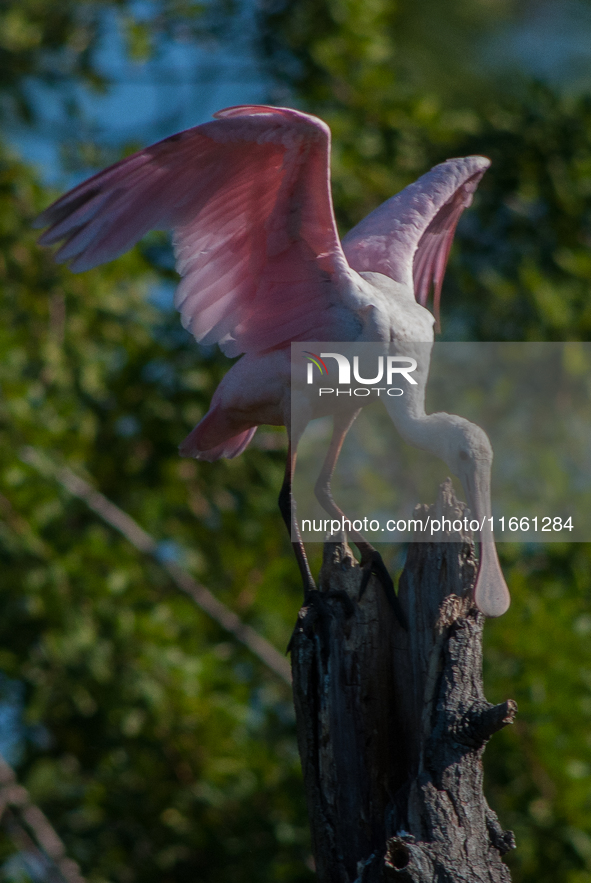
[1,0,591,880]
[0,145,313,882]
[484,544,591,881]
[0,0,236,125]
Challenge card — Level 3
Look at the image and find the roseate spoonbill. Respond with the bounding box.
[35,104,510,619]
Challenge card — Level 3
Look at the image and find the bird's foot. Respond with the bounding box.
[358,548,408,630]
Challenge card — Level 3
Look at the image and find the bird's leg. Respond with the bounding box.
[279,443,316,597]
[314,411,407,629]
[281,443,342,654]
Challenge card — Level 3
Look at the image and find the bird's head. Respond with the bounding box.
[436,415,493,507]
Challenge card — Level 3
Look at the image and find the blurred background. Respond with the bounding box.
[1,0,591,880]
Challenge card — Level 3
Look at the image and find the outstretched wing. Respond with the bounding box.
[341,156,490,327]
[35,105,351,356]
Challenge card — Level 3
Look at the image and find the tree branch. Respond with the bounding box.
[290,480,516,882]
[0,754,86,883]
[18,446,292,686]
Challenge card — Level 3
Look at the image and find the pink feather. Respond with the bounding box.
[341,156,490,321]
[36,105,351,356]
[36,107,509,618]
[36,106,489,354]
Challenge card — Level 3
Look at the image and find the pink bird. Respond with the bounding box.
[35,104,510,620]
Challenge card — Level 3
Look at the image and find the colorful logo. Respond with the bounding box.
[304,351,328,378]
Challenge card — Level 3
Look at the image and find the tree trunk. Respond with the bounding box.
[290,480,517,883]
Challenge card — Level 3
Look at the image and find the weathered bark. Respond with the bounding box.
[290,480,516,883]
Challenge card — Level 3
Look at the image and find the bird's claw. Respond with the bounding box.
[359,550,408,630]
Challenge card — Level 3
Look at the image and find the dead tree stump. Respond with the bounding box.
[290,480,517,883]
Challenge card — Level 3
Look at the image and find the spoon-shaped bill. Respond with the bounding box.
[461,455,511,618]
[474,536,511,617]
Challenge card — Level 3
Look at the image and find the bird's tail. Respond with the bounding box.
[179,409,257,462]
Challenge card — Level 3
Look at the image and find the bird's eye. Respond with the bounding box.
[459,450,469,461]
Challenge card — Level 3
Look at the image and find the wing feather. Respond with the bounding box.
[413,190,472,328]
[342,156,490,322]
[36,105,351,354]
